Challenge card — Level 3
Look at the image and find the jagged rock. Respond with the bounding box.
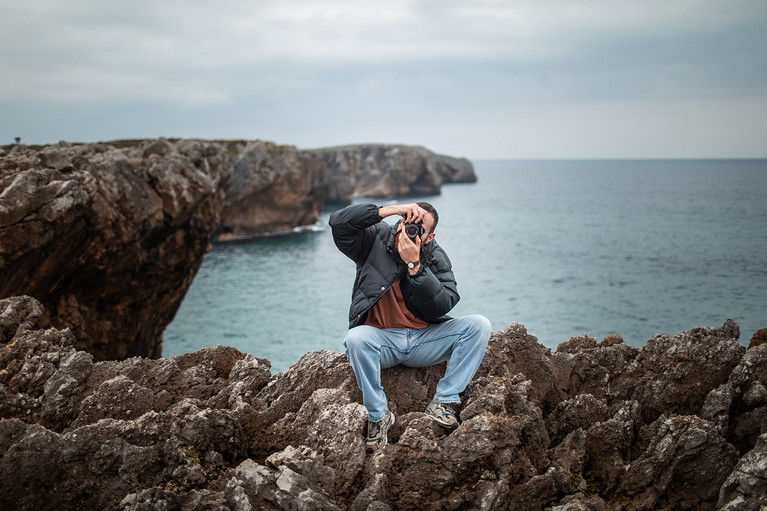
[718,433,767,511]
[547,393,610,445]
[702,344,767,454]
[1,297,764,510]
[0,140,232,360]
[313,144,477,204]
[583,400,641,494]
[476,322,566,414]
[551,333,639,401]
[548,492,611,510]
[610,320,746,422]
[610,415,740,510]
[216,140,325,239]
[748,328,767,349]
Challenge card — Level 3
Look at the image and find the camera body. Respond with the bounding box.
[404,222,425,242]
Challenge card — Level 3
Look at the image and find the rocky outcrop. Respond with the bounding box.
[2,139,474,359]
[2,296,765,511]
[0,140,231,360]
[215,141,326,239]
[313,144,476,204]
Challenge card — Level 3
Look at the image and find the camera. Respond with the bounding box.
[404,222,425,242]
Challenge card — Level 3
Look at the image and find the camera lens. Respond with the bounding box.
[404,223,423,240]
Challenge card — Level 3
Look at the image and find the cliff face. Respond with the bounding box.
[1,139,474,359]
[215,141,326,239]
[1,296,765,511]
[314,144,477,204]
[0,140,231,360]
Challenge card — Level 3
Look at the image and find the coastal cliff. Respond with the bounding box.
[1,139,476,358]
[314,144,476,204]
[0,139,231,360]
[1,296,765,510]
[215,140,326,240]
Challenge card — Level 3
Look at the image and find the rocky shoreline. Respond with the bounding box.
[1,138,765,510]
[1,295,765,510]
[1,139,475,359]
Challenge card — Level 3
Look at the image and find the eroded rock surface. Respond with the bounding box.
[216,141,326,239]
[0,140,231,360]
[1,296,764,510]
[314,144,476,204]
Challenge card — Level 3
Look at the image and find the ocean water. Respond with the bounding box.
[163,159,767,373]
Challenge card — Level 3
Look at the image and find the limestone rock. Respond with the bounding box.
[216,140,325,239]
[748,328,767,349]
[610,320,746,422]
[313,144,476,204]
[0,140,231,360]
[718,433,767,511]
[610,415,740,510]
[1,297,763,510]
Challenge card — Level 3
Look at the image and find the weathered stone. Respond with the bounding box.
[610,319,746,422]
[1,297,764,510]
[718,432,767,511]
[477,322,566,414]
[313,144,476,204]
[216,140,326,239]
[748,328,767,349]
[703,343,767,454]
[610,415,740,510]
[551,333,639,402]
[1,140,232,360]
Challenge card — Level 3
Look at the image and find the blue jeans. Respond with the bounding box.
[344,314,491,422]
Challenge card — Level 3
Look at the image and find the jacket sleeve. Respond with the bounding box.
[402,246,460,321]
[328,204,383,264]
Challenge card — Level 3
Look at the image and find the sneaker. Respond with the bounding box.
[366,409,395,449]
[425,401,460,429]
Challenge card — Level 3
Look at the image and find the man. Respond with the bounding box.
[329,202,491,449]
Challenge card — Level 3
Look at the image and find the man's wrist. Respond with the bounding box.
[407,261,421,275]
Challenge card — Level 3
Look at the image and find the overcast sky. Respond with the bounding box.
[1,0,766,159]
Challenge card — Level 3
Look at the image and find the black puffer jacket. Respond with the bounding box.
[329,203,459,328]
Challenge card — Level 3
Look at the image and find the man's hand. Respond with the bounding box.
[378,203,428,224]
[397,227,421,274]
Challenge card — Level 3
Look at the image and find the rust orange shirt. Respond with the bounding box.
[365,277,429,330]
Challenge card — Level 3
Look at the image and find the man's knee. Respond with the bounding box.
[465,314,492,346]
[344,326,376,355]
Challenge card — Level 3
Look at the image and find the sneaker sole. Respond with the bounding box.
[429,416,459,429]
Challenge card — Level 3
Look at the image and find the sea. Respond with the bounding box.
[163,159,767,374]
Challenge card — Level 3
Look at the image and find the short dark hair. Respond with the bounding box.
[416,201,438,233]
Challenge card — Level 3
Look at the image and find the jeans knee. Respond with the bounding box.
[466,314,491,347]
[344,326,373,356]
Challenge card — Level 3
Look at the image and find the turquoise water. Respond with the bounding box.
[164,160,767,373]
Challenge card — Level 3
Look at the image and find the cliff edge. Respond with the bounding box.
[1,296,764,510]
[1,139,476,358]
[0,140,231,360]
